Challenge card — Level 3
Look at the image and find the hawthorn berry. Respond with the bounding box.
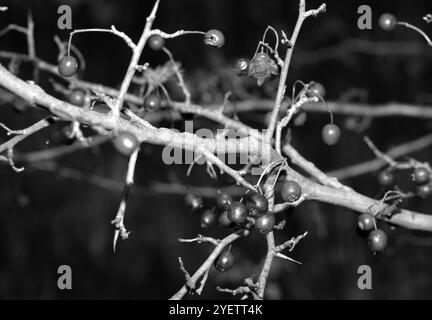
[227,201,248,225]
[144,95,161,110]
[216,191,233,211]
[69,89,86,106]
[214,250,234,272]
[204,29,225,48]
[368,229,388,252]
[281,181,302,203]
[379,13,397,31]
[58,55,78,77]
[378,170,394,186]
[321,124,341,146]
[308,82,326,98]
[148,34,165,50]
[357,213,375,231]
[185,192,203,211]
[413,167,430,185]
[245,192,268,218]
[61,125,75,145]
[417,182,432,198]
[293,109,307,126]
[234,58,250,77]
[200,209,217,228]
[218,211,234,228]
[113,131,139,156]
[255,213,275,233]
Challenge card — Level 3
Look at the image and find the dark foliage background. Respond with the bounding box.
[0,0,432,299]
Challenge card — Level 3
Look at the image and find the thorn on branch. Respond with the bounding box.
[275,252,302,265]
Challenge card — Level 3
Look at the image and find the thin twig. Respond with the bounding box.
[111,148,139,252]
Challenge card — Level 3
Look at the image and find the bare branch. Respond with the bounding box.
[111,148,139,252]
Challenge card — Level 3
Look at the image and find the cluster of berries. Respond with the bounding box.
[184,180,302,272]
[378,166,432,198]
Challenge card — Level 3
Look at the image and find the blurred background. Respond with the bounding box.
[0,0,432,299]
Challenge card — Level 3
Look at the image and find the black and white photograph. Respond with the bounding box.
[0,0,431,305]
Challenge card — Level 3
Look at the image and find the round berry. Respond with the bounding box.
[216,191,233,211]
[185,192,203,211]
[227,201,248,225]
[58,55,78,77]
[293,109,307,126]
[113,131,139,156]
[204,29,225,48]
[200,209,217,228]
[255,213,275,233]
[245,192,268,218]
[378,170,394,186]
[61,125,75,145]
[144,95,161,110]
[69,89,86,106]
[234,58,250,77]
[357,213,375,231]
[218,211,234,228]
[281,181,302,203]
[214,250,234,272]
[308,82,326,98]
[322,124,341,146]
[413,167,430,185]
[417,183,432,198]
[148,34,165,50]
[379,13,397,31]
[368,229,388,252]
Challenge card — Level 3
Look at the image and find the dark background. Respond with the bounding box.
[0,0,432,299]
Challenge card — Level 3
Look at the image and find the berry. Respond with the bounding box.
[218,211,234,228]
[413,167,430,185]
[113,131,139,156]
[148,34,165,50]
[379,13,397,31]
[144,95,161,110]
[58,55,78,77]
[245,192,268,218]
[234,58,250,77]
[69,89,86,106]
[293,109,307,126]
[255,213,275,233]
[357,213,375,231]
[227,201,248,225]
[185,192,203,211]
[204,29,225,48]
[200,209,217,228]
[308,82,326,98]
[281,181,302,203]
[214,250,234,272]
[417,182,432,198]
[216,191,233,211]
[368,229,388,252]
[378,170,394,186]
[321,124,341,146]
[61,125,75,145]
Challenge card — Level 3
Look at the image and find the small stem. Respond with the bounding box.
[397,21,432,46]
